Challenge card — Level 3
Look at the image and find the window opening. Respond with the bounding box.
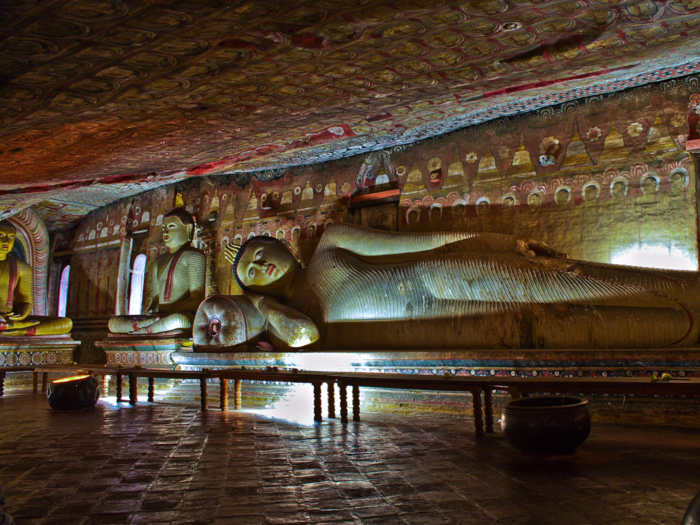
[58,265,70,317]
[128,254,147,315]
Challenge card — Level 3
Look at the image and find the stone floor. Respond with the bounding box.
[0,391,698,525]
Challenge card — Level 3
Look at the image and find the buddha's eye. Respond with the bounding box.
[248,267,256,280]
[254,249,263,261]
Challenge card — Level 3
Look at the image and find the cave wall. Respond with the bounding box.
[61,75,699,320]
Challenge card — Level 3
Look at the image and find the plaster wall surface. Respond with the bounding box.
[62,75,698,320]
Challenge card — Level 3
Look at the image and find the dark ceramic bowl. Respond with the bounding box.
[47,375,100,410]
[501,396,591,455]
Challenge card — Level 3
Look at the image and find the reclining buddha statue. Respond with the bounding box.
[209,222,700,351]
[108,208,205,335]
[0,220,72,336]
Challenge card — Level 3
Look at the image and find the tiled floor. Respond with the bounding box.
[0,391,698,525]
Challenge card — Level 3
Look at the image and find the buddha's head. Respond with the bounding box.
[162,208,195,252]
[555,188,570,206]
[231,236,301,295]
[527,192,541,208]
[584,184,599,202]
[0,221,17,261]
[641,176,658,195]
[611,181,626,201]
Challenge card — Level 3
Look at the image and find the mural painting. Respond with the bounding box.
[61,75,699,325]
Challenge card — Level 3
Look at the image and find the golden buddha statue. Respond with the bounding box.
[108,209,205,335]
[221,222,700,351]
[0,221,72,336]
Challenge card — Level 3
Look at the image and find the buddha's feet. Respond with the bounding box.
[109,313,193,335]
[0,316,71,336]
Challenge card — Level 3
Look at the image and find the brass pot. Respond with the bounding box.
[47,375,100,410]
[501,395,591,455]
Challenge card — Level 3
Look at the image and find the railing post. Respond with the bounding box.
[339,382,348,424]
[352,385,360,422]
[102,375,110,397]
[327,381,335,418]
[234,378,242,409]
[116,372,122,402]
[313,382,323,422]
[200,376,208,412]
[33,371,38,393]
[484,388,494,433]
[0,371,5,397]
[471,387,483,437]
[42,372,48,393]
[129,372,137,406]
[147,377,155,403]
[220,374,228,411]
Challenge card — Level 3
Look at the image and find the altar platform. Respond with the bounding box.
[95,330,189,368]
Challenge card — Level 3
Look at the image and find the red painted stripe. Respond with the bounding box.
[7,257,16,309]
[482,65,637,99]
[163,250,185,303]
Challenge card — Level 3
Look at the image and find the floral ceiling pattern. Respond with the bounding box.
[1,0,699,229]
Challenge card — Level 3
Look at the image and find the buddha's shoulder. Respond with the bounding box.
[10,256,32,273]
[178,248,206,264]
[153,247,205,265]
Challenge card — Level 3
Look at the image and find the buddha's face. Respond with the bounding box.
[0,225,16,260]
[161,216,191,252]
[237,240,299,292]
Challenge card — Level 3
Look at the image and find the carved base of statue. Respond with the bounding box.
[96,330,187,368]
[0,334,80,391]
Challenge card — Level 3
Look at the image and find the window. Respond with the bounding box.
[57,265,70,317]
[128,254,147,315]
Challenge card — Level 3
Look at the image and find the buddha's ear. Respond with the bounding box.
[280,239,301,263]
[187,224,194,241]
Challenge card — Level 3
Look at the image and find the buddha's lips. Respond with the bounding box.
[266,264,275,276]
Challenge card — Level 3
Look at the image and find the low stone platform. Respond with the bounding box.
[95,331,189,368]
[0,335,79,368]
[0,391,698,524]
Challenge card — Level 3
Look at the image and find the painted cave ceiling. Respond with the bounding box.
[1,0,699,230]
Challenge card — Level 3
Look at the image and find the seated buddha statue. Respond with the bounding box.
[108,208,205,335]
[0,221,72,336]
[222,222,700,351]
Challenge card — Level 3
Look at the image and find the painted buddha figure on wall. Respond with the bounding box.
[108,209,205,335]
[222,222,700,351]
[0,221,72,336]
